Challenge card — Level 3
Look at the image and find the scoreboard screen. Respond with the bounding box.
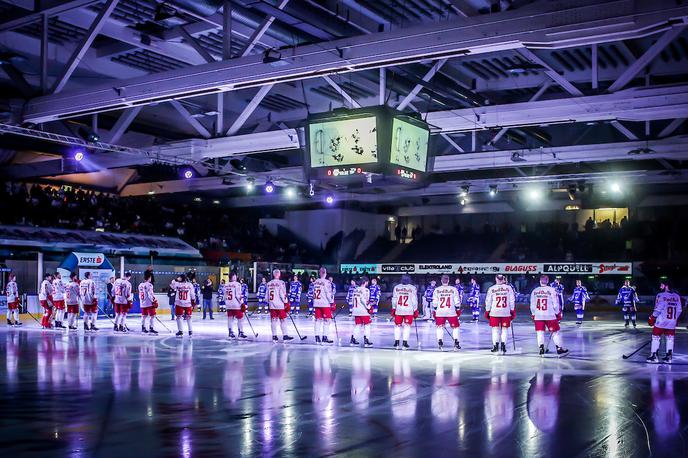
[390,117,429,173]
[308,116,378,168]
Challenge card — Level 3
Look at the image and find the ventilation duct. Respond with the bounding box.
[166,0,224,17]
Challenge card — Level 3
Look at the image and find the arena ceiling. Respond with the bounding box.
[1,0,688,207]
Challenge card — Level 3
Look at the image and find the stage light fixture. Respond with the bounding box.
[285,187,296,198]
[460,198,467,206]
[182,169,194,179]
[246,178,255,191]
[73,150,85,162]
[264,180,275,193]
[527,188,543,201]
[325,194,335,205]
[459,185,469,197]
[610,182,622,194]
[489,185,497,197]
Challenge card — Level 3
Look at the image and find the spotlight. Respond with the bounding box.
[285,187,296,198]
[73,150,85,162]
[460,185,469,197]
[489,185,497,197]
[246,178,255,192]
[610,182,622,194]
[325,194,335,205]
[78,127,99,143]
[460,198,467,206]
[264,180,275,193]
[212,200,220,205]
[567,184,577,201]
[182,168,194,179]
[527,188,542,201]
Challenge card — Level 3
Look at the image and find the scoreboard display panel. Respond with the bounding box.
[308,116,378,168]
[390,116,429,173]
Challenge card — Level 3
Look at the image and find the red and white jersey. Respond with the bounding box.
[113,278,133,304]
[224,281,243,310]
[530,285,561,320]
[138,281,156,308]
[80,279,96,304]
[485,284,515,317]
[312,278,334,308]
[351,286,371,317]
[52,278,66,301]
[432,285,461,317]
[652,292,682,329]
[39,279,54,301]
[392,284,418,316]
[267,279,288,310]
[65,281,81,305]
[6,280,18,302]
[172,281,195,307]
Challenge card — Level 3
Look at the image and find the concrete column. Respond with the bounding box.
[120,256,125,277]
[37,251,44,293]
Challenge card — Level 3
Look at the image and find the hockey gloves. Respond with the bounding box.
[484,311,490,320]
[648,315,656,326]
[390,308,396,317]
[510,310,517,319]
[556,312,562,321]
[285,302,290,313]
[413,310,419,318]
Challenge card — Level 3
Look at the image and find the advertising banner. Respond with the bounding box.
[340,262,632,276]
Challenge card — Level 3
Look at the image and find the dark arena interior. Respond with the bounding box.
[1,1,688,457]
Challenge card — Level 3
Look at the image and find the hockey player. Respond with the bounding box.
[225,273,247,339]
[647,280,683,364]
[568,279,591,325]
[52,272,66,329]
[267,269,294,342]
[80,272,98,332]
[65,272,81,331]
[616,279,639,328]
[312,268,336,344]
[138,272,159,335]
[39,273,55,329]
[390,274,418,350]
[172,274,196,337]
[217,279,226,313]
[550,277,565,313]
[346,279,356,316]
[240,278,249,314]
[454,278,465,309]
[369,277,381,317]
[530,275,568,356]
[192,277,202,313]
[113,272,133,332]
[288,275,302,315]
[350,276,373,346]
[5,272,21,326]
[433,275,462,351]
[467,277,481,322]
[329,276,337,298]
[485,274,516,354]
[306,276,315,317]
[423,280,436,320]
[257,277,268,314]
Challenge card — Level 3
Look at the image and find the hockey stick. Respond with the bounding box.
[288,314,308,340]
[545,331,553,353]
[332,310,339,343]
[622,340,651,359]
[244,313,258,338]
[510,323,516,351]
[95,302,117,326]
[414,317,421,348]
[25,306,43,327]
[154,314,173,334]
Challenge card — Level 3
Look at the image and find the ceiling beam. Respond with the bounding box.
[517,48,583,97]
[396,59,447,111]
[226,84,274,136]
[23,0,688,123]
[170,100,212,139]
[239,0,290,57]
[659,118,685,137]
[322,75,361,108]
[179,27,217,63]
[104,106,142,144]
[0,0,99,32]
[610,120,638,140]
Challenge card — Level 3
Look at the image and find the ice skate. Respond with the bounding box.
[315,336,321,344]
[69,325,77,330]
[188,331,192,337]
[6,319,12,326]
[322,336,333,344]
[283,335,294,341]
[624,320,629,328]
[491,343,499,353]
[113,324,119,332]
[228,331,236,339]
[350,336,359,346]
[454,339,461,351]
[149,327,158,335]
[500,342,507,354]
[438,338,444,351]
[364,337,373,347]
[539,344,545,356]
[15,321,22,326]
[402,340,410,350]
[272,335,279,343]
[394,340,400,350]
[556,346,569,357]
[175,331,183,337]
[90,324,98,331]
[662,350,673,364]
[141,326,149,334]
[119,324,127,333]
[238,332,247,339]
[646,352,659,363]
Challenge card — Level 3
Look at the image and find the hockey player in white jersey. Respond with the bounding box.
[113,272,133,332]
[52,272,67,329]
[530,275,568,356]
[225,272,247,339]
[312,267,336,344]
[5,272,21,326]
[350,276,373,347]
[485,274,516,354]
[138,272,159,335]
[647,280,683,364]
[172,274,196,337]
[267,269,294,342]
[432,275,462,351]
[39,273,55,329]
[80,271,98,332]
[391,274,418,350]
[65,272,81,331]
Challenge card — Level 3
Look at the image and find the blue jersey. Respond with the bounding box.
[218,284,225,304]
[288,281,302,303]
[368,284,381,305]
[257,283,267,302]
[455,283,465,304]
[307,282,315,304]
[193,283,201,303]
[615,285,638,307]
[241,283,248,305]
[569,286,590,307]
[331,282,337,297]
[467,283,480,305]
[346,285,356,306]
[424,285,435,304]
[550,282,564,306]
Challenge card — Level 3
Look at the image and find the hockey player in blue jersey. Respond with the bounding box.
[368,277,381,317]
[568,279,591,325]
[550,277,565,313]
[218,279,226,312]
[467,277,481,322]
[288,274,302,315]
[329,276,337,298]
[616,279,639,328]
[240,278,249,312]
[306,276,315,317]
[346,279,356,316]
[257,277,268,314]
[455,277,465,308]
[423,280,436,320]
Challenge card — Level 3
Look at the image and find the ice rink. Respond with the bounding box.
[2,313,686,457]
